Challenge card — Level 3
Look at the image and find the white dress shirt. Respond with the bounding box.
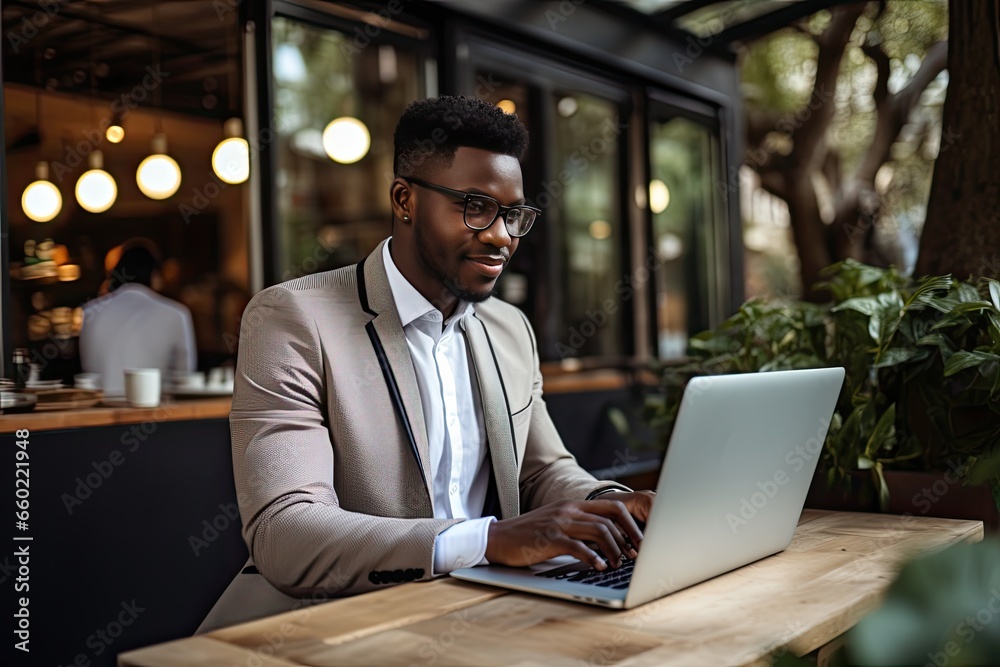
[382,240,496,574]
[80,283,197,395]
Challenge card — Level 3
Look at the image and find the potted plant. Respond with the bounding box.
[643,260,1000,530]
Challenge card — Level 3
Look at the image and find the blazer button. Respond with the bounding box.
[403,568,414,581]
[390,569,404,583]
[414,568,425,579]
[368,571,379,585]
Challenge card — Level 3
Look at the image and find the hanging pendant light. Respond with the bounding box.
[212,117,249,184]
[322,117,370,164]
[137,133,181,200]
[75,150,117,213]
[134,1,180,200]
[106,108,125,144]
[22,161,62,223]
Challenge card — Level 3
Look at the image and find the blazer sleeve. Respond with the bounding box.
[514,311,631,511]
[230,287,462,598]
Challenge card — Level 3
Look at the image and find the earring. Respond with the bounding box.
[403,214,410,221]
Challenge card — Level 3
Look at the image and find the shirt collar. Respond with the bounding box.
[382,238,473,328]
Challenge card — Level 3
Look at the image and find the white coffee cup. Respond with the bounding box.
[208,367,225,387]
[74,372,100,390]
[124,368,161,407]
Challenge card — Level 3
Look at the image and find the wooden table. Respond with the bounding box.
[118,510,983,667]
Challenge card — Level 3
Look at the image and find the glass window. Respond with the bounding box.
[475,70,626,362]
[551,91,623,360]
[649,113,724,358]
[271,16,430,280]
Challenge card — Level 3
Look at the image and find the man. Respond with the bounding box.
[80,239,196,395]
[200,96,653,631]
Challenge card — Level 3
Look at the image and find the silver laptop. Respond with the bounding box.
[451,367,845,609]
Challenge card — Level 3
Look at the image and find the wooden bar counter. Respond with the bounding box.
[1,394,246,667]
[0,395,232,433]
[118,510,984,667]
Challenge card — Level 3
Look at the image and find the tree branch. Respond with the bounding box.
[861,38,891,107]
[855,40,948,183]
[894,40,948,118]
[794,3,867,164]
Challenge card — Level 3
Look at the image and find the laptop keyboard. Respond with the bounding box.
[535,557,635,589]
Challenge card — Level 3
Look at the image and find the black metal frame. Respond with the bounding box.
[452,26,637,362]
[258,0,436,286]
[593,0,859,45]
[0,46,9,377]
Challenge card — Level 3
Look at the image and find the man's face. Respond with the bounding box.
[405,146,523,307]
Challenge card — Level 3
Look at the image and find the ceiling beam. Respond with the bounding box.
[5,0,220,55]
[714,0,860,44]
[654,0,727,25]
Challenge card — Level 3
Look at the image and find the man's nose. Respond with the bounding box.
[476,214,513,249]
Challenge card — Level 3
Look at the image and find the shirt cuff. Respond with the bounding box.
[432,516,496,575]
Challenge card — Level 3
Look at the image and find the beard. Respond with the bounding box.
[415,223,497,305]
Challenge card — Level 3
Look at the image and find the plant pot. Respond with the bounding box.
[805,466,880,513]
[882,469,999,535]
[806,466,999,534]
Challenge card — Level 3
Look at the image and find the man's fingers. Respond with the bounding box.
[555,537,606,571]
[585,515,632,562]
[590,499,644,551]
[568,520,625,567]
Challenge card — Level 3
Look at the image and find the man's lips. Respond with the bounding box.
[466,255,506,278]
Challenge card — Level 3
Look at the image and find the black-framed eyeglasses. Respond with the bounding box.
[407,177,541,238]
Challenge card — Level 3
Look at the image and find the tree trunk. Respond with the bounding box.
[915,0,1000,279]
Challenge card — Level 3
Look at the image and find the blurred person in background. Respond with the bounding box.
[80,238,196,395]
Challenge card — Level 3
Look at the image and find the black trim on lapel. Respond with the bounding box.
[357,259,375,316]
[481,452,503,519]
[356,257,423,476]
[472,312,518,465]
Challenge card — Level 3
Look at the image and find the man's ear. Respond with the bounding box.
[390,177,413,225]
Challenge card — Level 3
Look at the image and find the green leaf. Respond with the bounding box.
[907,275,953,309]
[948,300,994,314]
[873,347,926,369]
[943,350,1000,377]
[987,278,1000,311]
[957,282,981,303]
[865,403,897,458]
[987,312,1000,350]
[832,296,882,316]
[874,462,890,511]
[916,332,957,358]
[868,313,883,341]
[966,448,1000,486]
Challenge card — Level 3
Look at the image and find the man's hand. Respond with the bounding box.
[603,490,656,524]
[484,498,645,571]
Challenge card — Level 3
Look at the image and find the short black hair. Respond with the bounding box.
[109,240,160,291]
[393,95,528,177]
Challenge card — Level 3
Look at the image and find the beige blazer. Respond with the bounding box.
[198,240,627,632]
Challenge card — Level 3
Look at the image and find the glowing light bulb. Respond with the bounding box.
[649,179,670,214]
[212,118,249,184]
[75,150,117,213]
[22,162,62,222]
[322,117,370,164]
[106,125,125,143]
[136,133,181,199]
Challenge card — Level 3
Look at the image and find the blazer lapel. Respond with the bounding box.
[357,242,433,505]
[463,312,520,520]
